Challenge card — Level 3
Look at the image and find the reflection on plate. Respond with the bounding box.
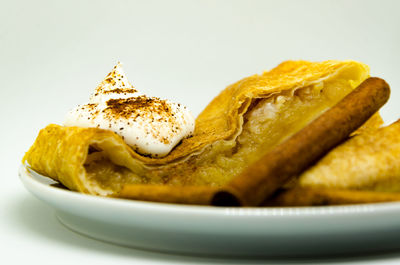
[19,164,400,257]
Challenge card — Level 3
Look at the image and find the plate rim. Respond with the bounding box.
[18,163,400,218]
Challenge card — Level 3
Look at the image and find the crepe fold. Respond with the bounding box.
[23,60,375,198]
[298,119,400,192]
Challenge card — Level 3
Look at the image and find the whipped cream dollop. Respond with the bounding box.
[64,62,195,158]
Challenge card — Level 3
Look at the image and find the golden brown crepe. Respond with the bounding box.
[23,60,374,196]
[298,120,400,192]
[212,77,390,206]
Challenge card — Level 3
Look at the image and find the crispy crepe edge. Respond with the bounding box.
[263,187,400,206]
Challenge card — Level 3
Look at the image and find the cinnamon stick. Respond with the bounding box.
[118,184,217,205]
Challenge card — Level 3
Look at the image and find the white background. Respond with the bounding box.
[1,0,400,264]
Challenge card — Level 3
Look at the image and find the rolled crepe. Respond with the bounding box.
[23,60,375,198]
[212,78,390,206]
[298,119,400,192]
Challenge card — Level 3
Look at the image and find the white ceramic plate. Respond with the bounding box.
[19,164,400,257]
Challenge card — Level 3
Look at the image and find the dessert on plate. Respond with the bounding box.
[23,60,398,206]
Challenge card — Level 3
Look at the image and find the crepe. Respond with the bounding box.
[298,120,400,192]
[212,77,390,206]
[23,60,374,196]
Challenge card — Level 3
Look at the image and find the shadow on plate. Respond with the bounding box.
[9,192,400,264]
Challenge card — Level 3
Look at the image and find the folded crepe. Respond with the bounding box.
[298,119,400,192]
[23,60,377,197]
